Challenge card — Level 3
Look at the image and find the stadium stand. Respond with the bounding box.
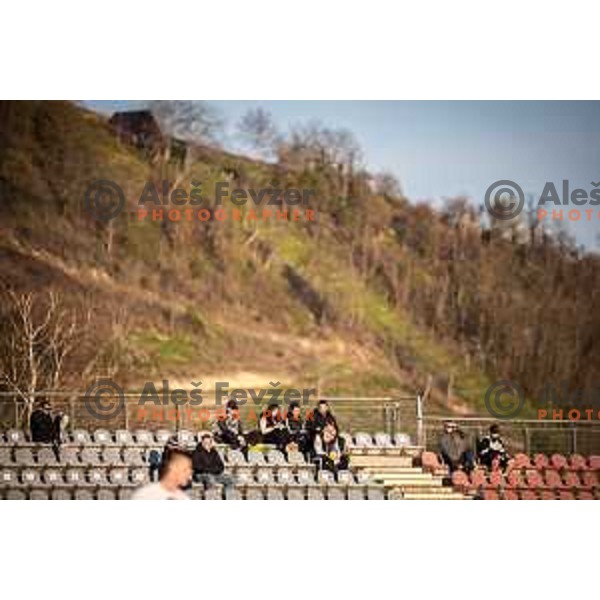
[0,428,598,499]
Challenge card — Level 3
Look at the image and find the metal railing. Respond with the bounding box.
[2,390,599,455]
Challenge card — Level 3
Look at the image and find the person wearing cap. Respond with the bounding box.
[439,421,474,473]
[132,448,192,500]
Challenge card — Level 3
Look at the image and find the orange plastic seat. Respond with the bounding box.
[550,454,568,471]
[569,454,587,471]
[533,453,549,471]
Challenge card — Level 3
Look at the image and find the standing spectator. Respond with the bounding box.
[259,403,289,450]
[477,424,509,470]
[30,401,55,443]
[439,421,474,473]
[192,433,233,491]
[308,400,338,440]
[286,401,309,454]
[132,448,192,500]
[313,423,349,474]
[148,435,182,482]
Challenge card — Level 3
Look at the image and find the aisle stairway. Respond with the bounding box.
[350,453,467,500]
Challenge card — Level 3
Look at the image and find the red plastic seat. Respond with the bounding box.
[511,453,531,470]
[539,489,555,500]
[520,489,538,500]
[488,470,504,487]
[563,471,581,488]
[581,471,598,489]
[578,490,594,500]
[558,490,575,500]
[526,471,546,489]
[533,453,549,471]
[569,454,587,471]
[422,451,442,472]
[452,470,469,491]
[588,456,600,471]
[545,469,564,489]
[483,489,500,500]
[470,469,487,489]
[503,489,519,500]
[550,454,568,471]
[506,470,523,489]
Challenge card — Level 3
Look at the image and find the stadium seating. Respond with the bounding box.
[1,428,598,499]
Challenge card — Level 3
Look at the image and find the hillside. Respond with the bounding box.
[0,100,599,428]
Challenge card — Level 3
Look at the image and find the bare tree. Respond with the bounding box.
[237,107,280,159]
[0,289,89,423]
[148,100,224,146]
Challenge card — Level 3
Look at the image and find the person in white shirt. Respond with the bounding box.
[132,448,193,500]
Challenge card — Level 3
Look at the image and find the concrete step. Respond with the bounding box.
[351,455,414,468]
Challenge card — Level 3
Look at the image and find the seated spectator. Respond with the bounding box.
[213,399,249,450]
[308,399,338,440]
[192,433,233,491]
[148,435,186,483]
[132,448,192,500]
[477,424,509,470]
[259,403,289,450]
[285,401,309,455]
[313,423,349,474]
[439,421,474,473]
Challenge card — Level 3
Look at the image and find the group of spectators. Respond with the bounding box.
[438,421,509,473]
[142,398,350,499]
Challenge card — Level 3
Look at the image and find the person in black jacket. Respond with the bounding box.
[308,400,338,441]
[477,424,509,470]
[30,402,56,443]
[192,433,233,491]
[212,399,250,450]
[259,403,289,450]
[286,401,309,455]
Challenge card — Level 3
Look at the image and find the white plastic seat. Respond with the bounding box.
[6,429,26,445]
[65,469,86,485]
[354,432,374,448]
[154,429,173,445]
[71,430,91,445]
[51,488,72,500]
[226,449,246,465]
[0,468,18,487]
[287,451,305,465]
[327,488,346,500]
[297,468,314,485]
[118,488,133,500]
[29,489,50,500]
[348,488,365,500]
[123,447,146,467]
[130,468,149,485]
[317,469,335,485]
[74,489,94,500]
[115,430,133,446]
[21,468,41,485]
[225,488,242,500]
[287,488,305,500]
[337,470,354,485]
[394,432,412,447]
[6,489,27,500]
[367,487,386,500]
[374,432,392,447]
[80,448,100,465]
[277,468,293,485]
[97,488,117,500]
[37,447,58,466]
[42,469,64,486]
[134,430,153,446]
[246,488,264,500]
[256,468,274,485]
[108,468,128,486]
[0,447,13,465]
[60,447,80,466]
[93,429,114,445]
[205,487,223,500]
[89,468,108,485]
[102,447,122,466]
[177,430,194,445]
[267,450,286,465]
[14,448,35,466]
[267,487,284,500]
[247,451,265,465]
[307,488,324,500]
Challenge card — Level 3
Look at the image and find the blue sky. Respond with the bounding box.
[86,100,600,249]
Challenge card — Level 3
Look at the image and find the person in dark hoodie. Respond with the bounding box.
[308,400,338,441]
[438,421,474,473]
[192,433,233,491]
[285,401,309,455]
[477,424,509,470]
[30,401,56,443]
